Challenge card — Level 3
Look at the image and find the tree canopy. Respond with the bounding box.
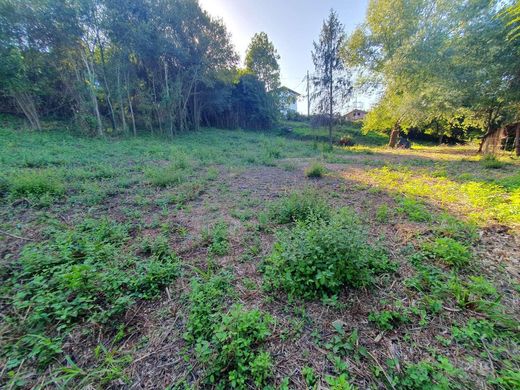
[345,0,520,147]
[0,0,277,135]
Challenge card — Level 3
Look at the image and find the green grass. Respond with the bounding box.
[267,189,331,224]
[1,120,519,389]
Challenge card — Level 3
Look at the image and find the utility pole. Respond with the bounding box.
[306,70,310,117]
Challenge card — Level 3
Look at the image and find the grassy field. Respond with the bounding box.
[0,120,519,389]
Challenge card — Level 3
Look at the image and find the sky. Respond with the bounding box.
[198,0,373,114]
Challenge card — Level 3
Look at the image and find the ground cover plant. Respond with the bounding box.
[0,120,519,389]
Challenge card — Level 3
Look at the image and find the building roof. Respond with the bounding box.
[346,109,367,115]
[277,86,301,97]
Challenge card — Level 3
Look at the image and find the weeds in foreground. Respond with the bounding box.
[185,275,273,388]
[263,208,396,298]
[1,220,178,370]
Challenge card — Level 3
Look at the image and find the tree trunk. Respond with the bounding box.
[126,77,137,137]
[388,124,400,148]
[14,92,41,131]
[515,124,520,157]
[116,65,127,134]
[97,34,117,131]
[81,51,103,137]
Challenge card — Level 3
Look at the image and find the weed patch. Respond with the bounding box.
[263,208,396,298]
[7,170,65,200]
[268,189,331,224]
[421,237,472,268]
[305,161,327,178]
[1,220,178,369]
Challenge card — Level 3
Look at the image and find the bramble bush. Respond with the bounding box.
[263,208,396,298]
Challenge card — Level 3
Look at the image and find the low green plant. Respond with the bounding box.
[422,238,472,268]
[481,154,505,169]
[205,220,230,256]
[325,374,357,390]
[368,310,410,331]
[144,163,190,187]
[305,161,326,178]
[267,189,331,224]
[388,357,465,389]
[397,197,431,222]
[325,323,367,361]
[375,204,390,223]
[263,208,396,298]
[7,170,65,200]
[193,305,273,389]
[302,366,317,387]
[2,219,178,369]
[185,273,234,343]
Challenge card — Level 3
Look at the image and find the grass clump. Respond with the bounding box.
[268,189,331,224]
[305,161,326,178]
[422,237,472,268]
[397,197,431,222]
[203,221,230,256]
[1,220,178,369]
[145,154,193,188]
[263,208,396,299]
[185,276,273,388]
[481,154,506,169]
[7,170,65,200]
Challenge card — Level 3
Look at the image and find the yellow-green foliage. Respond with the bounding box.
[367,167,520,226]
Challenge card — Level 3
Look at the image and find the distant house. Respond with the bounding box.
[345,109,367,122]
[277,86,301,114]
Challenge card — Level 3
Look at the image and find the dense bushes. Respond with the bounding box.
[263,208,396,298]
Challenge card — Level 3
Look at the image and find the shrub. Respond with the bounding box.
[263,208,396,298]
[422,237,472,268]
[305,161,326,178]
[8,170,65,199]
[2,219,178,368]
[268,190,331,224]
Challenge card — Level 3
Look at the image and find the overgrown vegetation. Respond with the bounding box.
[263,208,396,298]
[1,220,178,370]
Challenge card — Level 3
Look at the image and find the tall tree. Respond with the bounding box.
[346,0,520,149]
[245,32,281,92]
[312,10,353,147]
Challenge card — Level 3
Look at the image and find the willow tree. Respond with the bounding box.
[312,9,353,147]
[345,0,520,148]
